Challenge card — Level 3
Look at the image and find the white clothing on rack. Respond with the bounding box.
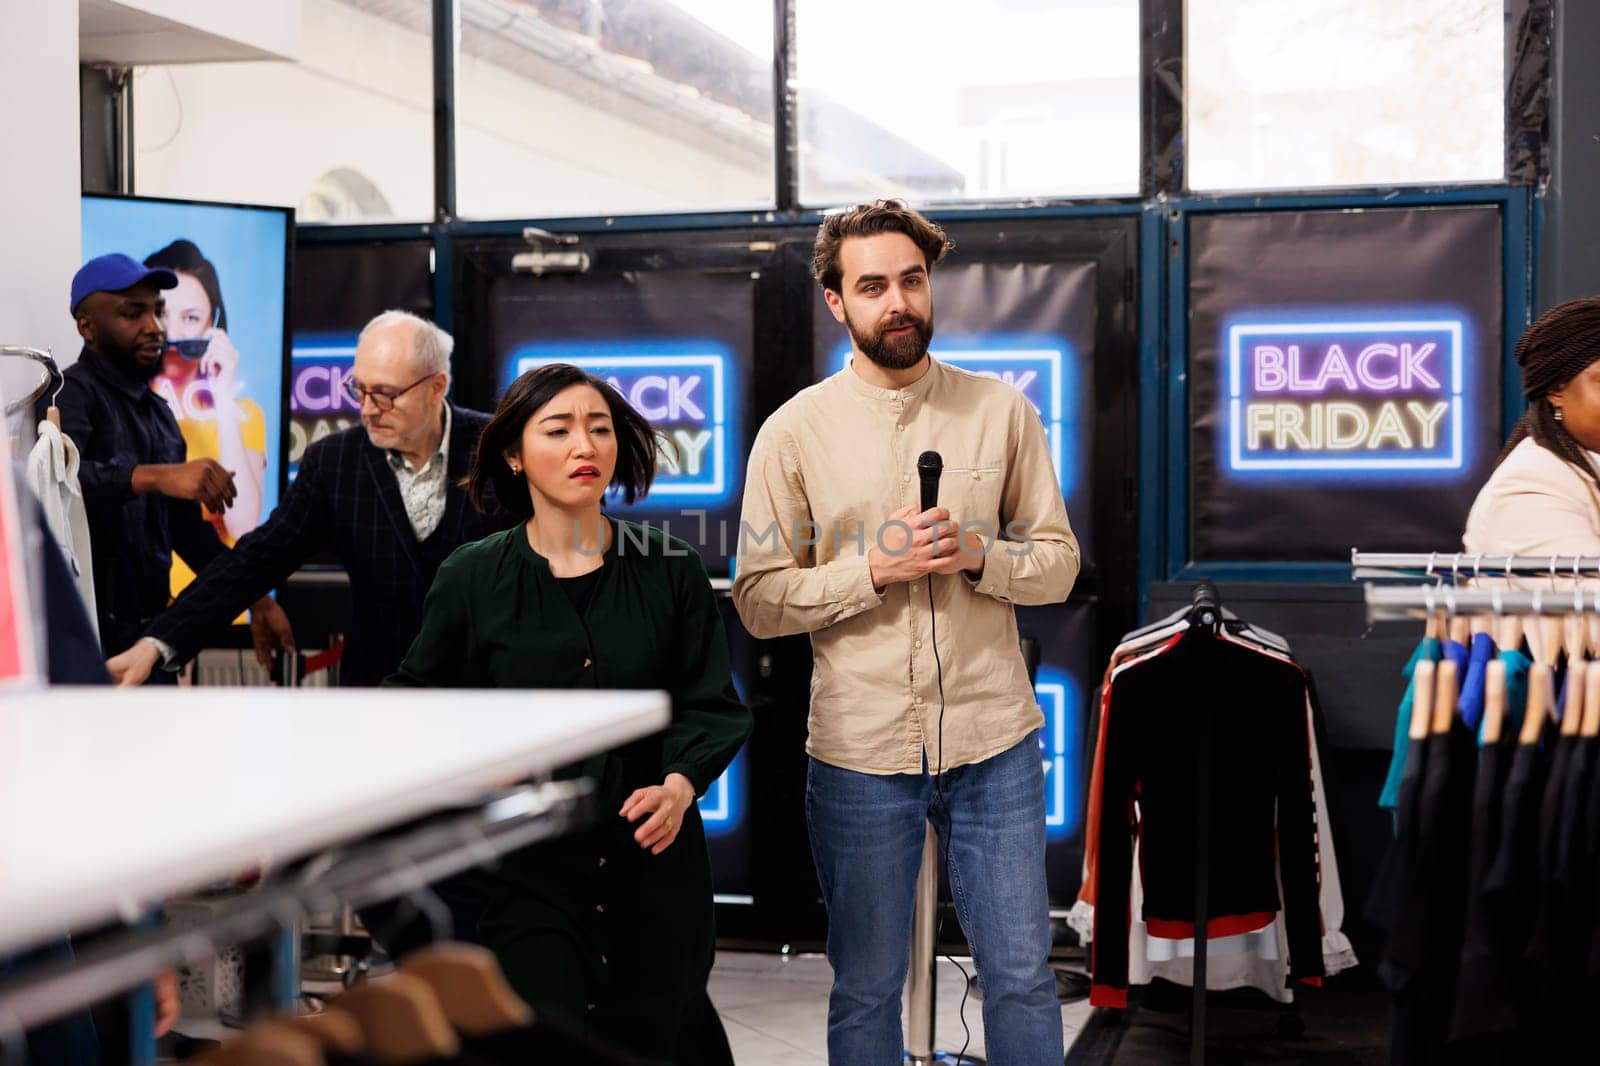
[25,418,96,626]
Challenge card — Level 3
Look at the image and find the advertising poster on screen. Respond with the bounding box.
[81,195,289,598]
[1187,205,1503,560]
[488,271,754,575]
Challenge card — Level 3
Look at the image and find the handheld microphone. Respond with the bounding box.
[917,450,943,512]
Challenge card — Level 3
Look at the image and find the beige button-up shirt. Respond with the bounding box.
[733,357,1081,775]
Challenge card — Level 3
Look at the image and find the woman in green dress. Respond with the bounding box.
[387,363,751,1064]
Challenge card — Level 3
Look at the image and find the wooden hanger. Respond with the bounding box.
[1425,607,1444,643]
[1521,664,1554,746]
[1583,658,1600,738]
[401,942,534,1037]
[1483,659,1507,745]
[192,1026,324,1066]
[1448,614,1471,646]
[1431,658,1460,736]
[1563,616,1588,737]
[1519,609,1560,746]
[277,1008,366,1057]
[1538,615,1566,668]
[1494,613,1523,656]
[1409,659,1437,742]
[336,972,460,1063]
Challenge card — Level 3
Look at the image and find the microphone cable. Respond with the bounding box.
[926,563,976,1065]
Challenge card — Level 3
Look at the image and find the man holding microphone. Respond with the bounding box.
[733,199,1080,1063]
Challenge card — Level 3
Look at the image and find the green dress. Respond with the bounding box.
[386,517,752,1064]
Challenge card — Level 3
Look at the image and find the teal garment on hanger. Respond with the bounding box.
[1379,636,1442,828]
[1486,647,1532,745]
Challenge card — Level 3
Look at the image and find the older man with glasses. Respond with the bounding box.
[107,309,515,688]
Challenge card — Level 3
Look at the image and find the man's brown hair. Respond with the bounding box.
[812,199,954,293]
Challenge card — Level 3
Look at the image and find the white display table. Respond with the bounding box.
[0,685,668,955]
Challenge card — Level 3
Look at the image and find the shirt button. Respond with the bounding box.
[911,582,920,592]
[914,640,923,650]
[601,955,609,965]
[587,1003,597,1012]
[902,474,910,483]
[915,696,924,706]
[896,424,904,432]
[598,856,607,868]
[596,904,605,913]
[583,658,592,668]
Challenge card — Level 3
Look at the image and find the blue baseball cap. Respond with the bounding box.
[70,253,178,315]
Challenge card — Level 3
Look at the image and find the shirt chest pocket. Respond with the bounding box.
[944,461,1005,529]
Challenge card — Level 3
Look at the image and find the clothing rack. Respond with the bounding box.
[1351,549,1600,581]
[1364,584,1600,622]
[0,778,594,1045]
[0,346,60,418]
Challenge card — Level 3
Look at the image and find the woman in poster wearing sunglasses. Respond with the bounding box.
[143,239,267,547]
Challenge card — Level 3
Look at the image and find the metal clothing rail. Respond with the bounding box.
[1364,584,1600,622]
[0,778,594,1041]
[0,345,60,418]
[1351,549,1600,581]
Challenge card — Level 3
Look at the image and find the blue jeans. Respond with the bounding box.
[806,732,1062,1065]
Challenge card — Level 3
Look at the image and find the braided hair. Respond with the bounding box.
[1497,295,1600,493]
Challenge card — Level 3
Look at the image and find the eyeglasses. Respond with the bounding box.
[343,372,437,412]
[165,308,223,360]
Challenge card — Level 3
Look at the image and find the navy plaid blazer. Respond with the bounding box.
[147,403,513,685]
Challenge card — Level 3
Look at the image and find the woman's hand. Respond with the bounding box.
[200,328,241,409]
[620,772,696,855]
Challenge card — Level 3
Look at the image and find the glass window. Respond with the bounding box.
[455,0,775,219]
[793,0,1139,206]
[132,0,433,221]
[1186,0,1503,192]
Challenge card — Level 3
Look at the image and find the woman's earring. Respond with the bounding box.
[510,462,522,474]
[1555,406,1566,422]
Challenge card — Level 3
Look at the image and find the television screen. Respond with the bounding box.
[81,193,291,603]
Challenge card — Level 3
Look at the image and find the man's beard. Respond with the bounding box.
[102,342,167,382]
[846,309,933,371]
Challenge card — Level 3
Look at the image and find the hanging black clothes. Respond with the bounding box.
[1381,718,1475,1066]
[1089,628,1325,1007]
[1447,732,1515,1063]
[1470,733,1553,1044]
[1517,730,1579,1059]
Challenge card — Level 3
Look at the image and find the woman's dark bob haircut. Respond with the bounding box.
[143,239,228,331]
[468,363,659,519]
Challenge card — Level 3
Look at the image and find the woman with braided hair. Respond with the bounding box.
[1464,296,1600,561]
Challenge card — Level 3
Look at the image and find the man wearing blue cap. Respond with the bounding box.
[57,253,290,673]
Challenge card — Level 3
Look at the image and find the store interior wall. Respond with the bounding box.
[0,0,83,388]
[1538,0,1600,311]
[36,0,1594,954]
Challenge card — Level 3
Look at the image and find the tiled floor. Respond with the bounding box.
[708,950,1094,1064]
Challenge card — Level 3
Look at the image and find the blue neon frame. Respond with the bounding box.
[1037,665,1084,840]
[504,339,740,505]
[1156,185,1536,585]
